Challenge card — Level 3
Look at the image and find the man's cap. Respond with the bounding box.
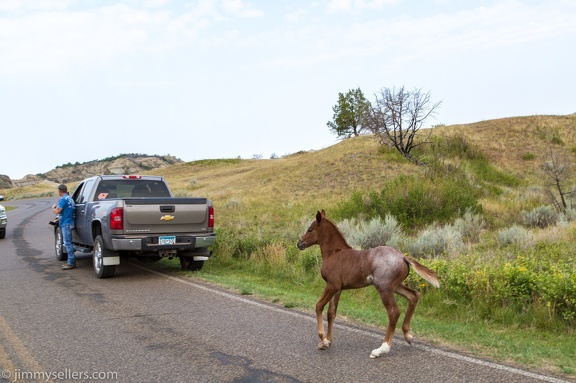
[58,184,67,192]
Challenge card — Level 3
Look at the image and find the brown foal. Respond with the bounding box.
[297,210,440,358]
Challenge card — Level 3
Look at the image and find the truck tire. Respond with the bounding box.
[0,228,6,239]
[93,235,116,278]
[55,227,67,261]
[180,256,204,271]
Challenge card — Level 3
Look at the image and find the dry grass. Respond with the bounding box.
[435,114,576,183]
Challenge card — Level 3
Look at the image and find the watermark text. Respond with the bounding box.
[2,368,118,381]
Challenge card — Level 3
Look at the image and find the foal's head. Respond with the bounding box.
[297,210,347,250]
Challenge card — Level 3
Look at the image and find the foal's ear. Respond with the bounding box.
[316,210,323,223]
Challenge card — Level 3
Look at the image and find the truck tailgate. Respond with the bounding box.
[123,198,210,234]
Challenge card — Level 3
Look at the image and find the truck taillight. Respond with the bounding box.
[110,207,124,230]
[208,206,214,228]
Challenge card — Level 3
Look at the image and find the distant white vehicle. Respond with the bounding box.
[0,195,6,239]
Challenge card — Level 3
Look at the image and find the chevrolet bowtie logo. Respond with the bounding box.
[160,215,175,221]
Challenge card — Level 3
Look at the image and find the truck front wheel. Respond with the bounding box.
[180,256,204,271]
[93,235,116,278]
[55,227,67,261]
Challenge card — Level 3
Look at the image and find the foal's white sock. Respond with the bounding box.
[370,342,391,359]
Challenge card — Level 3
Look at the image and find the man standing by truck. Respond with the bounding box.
[52,184,76,270]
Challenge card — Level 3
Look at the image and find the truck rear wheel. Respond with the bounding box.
[180,256,204,271]
[55,227,67,261]
[93,235,116,278]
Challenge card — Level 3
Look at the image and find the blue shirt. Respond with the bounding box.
[57,194,75,226]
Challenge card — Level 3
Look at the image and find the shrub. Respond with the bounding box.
[341,215,405,249]
[521,205,559,228]
[426,134,485,160]
[301,250,320,272]
[337,174,481,229]
[522,152,536,161]
[453,208,486,243]
[211,228,267,259]
[551,134,564,145]
[562,208,576,222]
[407,224,464,258]
[418,246,576,325]
[497,225,533,247]
[361,215,404,249]
[337,218,359,243]
[468,158,521,187]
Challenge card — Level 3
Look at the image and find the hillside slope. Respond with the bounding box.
[434,114,576,177]
[3,115,575,213]
[1,154,182,188]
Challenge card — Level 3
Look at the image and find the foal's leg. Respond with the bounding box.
[315,286,338,350]
[370,287,401,359]
[326,290,342,344]
[394,284,420,344]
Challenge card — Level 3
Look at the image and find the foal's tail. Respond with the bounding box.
[404,256,440,288]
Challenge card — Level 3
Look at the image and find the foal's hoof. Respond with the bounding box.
[370,342,390,359]
[404,333,413,345]
[317,339,331,350]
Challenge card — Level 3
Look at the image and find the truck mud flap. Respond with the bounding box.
[103,256,120,266]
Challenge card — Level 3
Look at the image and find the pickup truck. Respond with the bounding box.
[53,175,215,278]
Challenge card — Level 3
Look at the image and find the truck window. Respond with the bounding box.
[94,183,118,200]
[72,182,85,203]
[129,181,171,197]
[94,180,171,199]
[78,180,94,203]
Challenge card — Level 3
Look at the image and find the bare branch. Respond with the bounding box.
[367,87,441,164]
[541,147,574,211]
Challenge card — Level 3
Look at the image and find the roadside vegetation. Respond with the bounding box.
[2,114,576,379]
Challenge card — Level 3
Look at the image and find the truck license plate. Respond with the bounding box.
[159,236,176,245]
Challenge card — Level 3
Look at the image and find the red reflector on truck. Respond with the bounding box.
[110,207,124,230]
[208,206,214,228]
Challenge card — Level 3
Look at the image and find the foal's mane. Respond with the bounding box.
[321,215,353,250]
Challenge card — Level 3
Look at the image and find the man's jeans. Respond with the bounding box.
[61,224,76,266]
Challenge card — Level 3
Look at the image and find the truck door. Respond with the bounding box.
[72,179,94,245]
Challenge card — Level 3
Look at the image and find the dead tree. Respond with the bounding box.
[541,147,575,211]
[367,87,441,164]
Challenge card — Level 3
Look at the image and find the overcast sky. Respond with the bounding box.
[1,0,574,180]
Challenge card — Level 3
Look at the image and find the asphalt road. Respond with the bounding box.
[0,198,572,383]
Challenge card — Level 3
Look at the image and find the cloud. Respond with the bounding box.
[221,0,263,18]
[0,0,75,13]
[284,8,307,23]
[0,4,160,75]
[1,0,574,77]
[319,1,576,66]
[327,0,398,12]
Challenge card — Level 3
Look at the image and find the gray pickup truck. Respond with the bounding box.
[53,175,215,278]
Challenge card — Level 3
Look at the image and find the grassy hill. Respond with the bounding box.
[3,114,576,378]
[436,114,576,174]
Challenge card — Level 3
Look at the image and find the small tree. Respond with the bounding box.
[367,86,441,164]
[327,88,371,138]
